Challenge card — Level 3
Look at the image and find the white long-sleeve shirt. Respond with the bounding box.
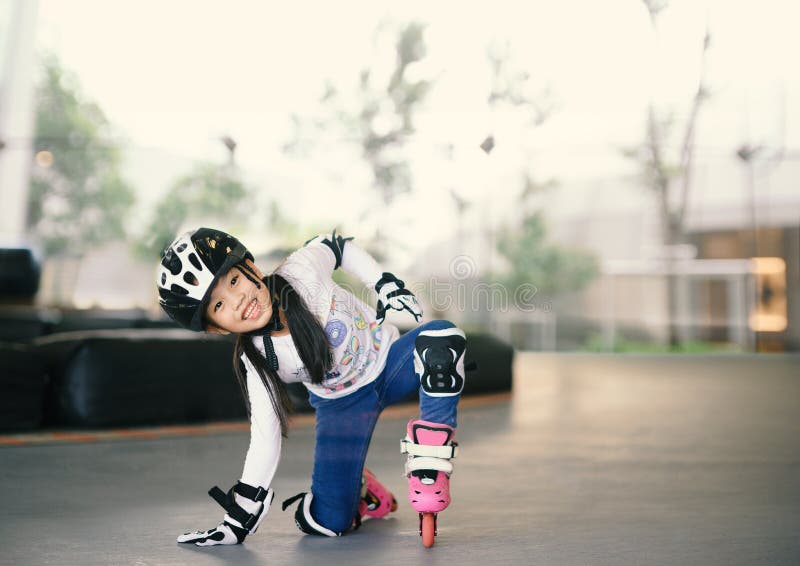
[236,236,400,490]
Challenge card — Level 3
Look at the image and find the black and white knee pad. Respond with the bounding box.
[414,327,466,397]
[281,492,343,537]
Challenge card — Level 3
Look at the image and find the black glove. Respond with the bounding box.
[177,482,274,547]
[375,272,423,324]
[177,521,247,546]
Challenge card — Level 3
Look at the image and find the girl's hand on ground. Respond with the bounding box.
[375,272,423,324]
[177,521,246,546]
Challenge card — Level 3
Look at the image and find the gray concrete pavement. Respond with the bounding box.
[1,353,798,565]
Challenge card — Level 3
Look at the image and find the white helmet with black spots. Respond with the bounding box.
[157,227,253,331]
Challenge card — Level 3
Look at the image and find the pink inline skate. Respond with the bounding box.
[401,419,459,547]
[358,468,398,521]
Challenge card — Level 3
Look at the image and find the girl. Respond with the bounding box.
[156,227,466,547]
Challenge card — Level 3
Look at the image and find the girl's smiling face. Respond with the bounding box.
[204,261,272,335]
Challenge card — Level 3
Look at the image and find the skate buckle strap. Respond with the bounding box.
[401,438,459,459]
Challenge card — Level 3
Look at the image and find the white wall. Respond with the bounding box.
[0,0,38,245]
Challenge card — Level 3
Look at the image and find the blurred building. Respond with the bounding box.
[685,156,798,352]
[541,154,799,353]
[410,151,798,353]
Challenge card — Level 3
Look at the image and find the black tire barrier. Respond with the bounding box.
[0,307,60,343]
[461,332,514,395]
[0,343,48,431]
[36,329,246,428]
[0,248,40,300]
[52,309,179,335]
[0,307,179,344]
[28,328,513,428]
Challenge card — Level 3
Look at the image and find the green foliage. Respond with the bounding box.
[495,212,599,296]
[136,163,250,259]
[265,206,339,254]
[27,54,135,257]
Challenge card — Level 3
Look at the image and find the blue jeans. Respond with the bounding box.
[306,319,461,534]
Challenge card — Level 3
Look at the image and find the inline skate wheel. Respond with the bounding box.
[421,513,436,547]
[391,496,398,512]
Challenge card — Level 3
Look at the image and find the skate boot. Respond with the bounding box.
[401,419,458,547]
[358,467,398,520]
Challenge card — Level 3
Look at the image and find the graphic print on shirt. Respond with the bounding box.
[274,246,401,399]
[322,368,355,394]
[291,365,309,381]
[340,334,362,366]
[364,349,377,370]
[329,295,352,319]
[325,319,348,348]
[353,309,367,330]
[369,321,382,351]
[323,369,342,384]
[349,337,377,378]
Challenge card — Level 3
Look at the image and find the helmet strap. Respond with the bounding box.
[238,270,284,372]
[261,334,280,372]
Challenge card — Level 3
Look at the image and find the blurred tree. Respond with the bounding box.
[283,20,433,246]
[27,54,135,258]
[516,174,559,226]
[496,212,598,297]
[361,21,431,205]
[486,40,557,130]
[625,1,711,346]
[136,162,250,259]
[264,201,330,253]
[481,42,562,285]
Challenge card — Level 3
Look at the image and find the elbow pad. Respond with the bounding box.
[304,229,353,270]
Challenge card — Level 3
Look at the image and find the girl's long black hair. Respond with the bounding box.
[231,272,332,437]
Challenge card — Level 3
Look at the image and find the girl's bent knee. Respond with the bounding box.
[310,499,356,535]
[321,514,355,535]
